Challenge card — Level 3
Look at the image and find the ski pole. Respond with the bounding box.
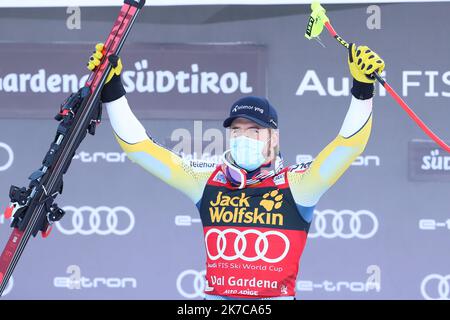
[305,1,450,153]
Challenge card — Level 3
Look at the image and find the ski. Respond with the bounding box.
[0,0,146,297]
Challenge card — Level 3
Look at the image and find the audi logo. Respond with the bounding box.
[0,142,14,172]
[176,269,206,299]
[205,228,290,263]
[309,209,378,239]
[56,206,135,236]
[421,274,450,300]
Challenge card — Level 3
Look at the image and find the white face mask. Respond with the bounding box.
[229,136,268,171]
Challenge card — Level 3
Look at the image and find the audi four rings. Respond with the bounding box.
[421,274,450,300]
[205,228,290,263]
[176,269,206,299]
[55,206,135,236]
[308,209,378,239]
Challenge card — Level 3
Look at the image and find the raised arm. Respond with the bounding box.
[88,43,214,206]
[288,95,373,220]
[104,96,213,206]
[288,43,385,222]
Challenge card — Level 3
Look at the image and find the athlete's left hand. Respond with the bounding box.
[87,42,123,84]
[347,43,385,83]
[86,42,125,103]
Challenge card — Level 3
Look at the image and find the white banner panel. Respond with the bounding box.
[0,0,449,8]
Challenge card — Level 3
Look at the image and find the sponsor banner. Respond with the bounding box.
[295,154,380,167]
[419,218,450,231]
[203,225,303,297]
[408,140,450,182]
[0,43,266,120]
[297,266,382,295]
[295,69,450,98]
[175,265,383,299]
[0,0,447,7]
[53,265,137,290]
[309,209,378,240]
[55,206,135,236]
[0,2,449,300]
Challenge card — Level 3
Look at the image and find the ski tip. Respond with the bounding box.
[41,225,53,239]
[4,205,14,219]
[125,0,145,9]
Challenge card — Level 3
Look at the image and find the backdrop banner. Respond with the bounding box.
[0,2,449,300]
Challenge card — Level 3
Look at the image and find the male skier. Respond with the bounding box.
[87,41,384,300]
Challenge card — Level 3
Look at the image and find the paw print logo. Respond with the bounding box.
[260,190,283,212]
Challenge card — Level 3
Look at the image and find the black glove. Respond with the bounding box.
[87,43,126,102]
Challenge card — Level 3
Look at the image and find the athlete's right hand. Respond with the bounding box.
[87,42,126,102]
